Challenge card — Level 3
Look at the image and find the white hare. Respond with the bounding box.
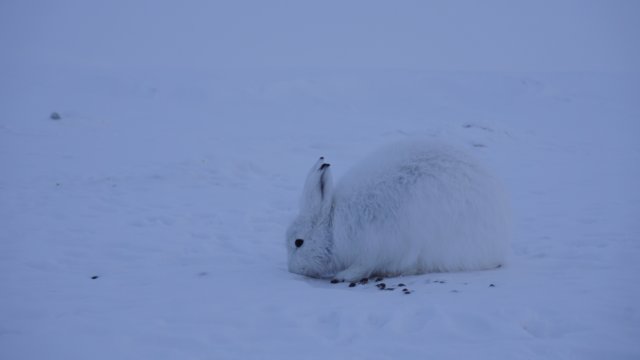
[286,140,510,281]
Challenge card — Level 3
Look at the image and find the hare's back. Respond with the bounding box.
[337,141,489,198]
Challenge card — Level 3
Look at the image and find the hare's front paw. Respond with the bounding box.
[334,265,370,283]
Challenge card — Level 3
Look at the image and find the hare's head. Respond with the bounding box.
[286,157,335,278]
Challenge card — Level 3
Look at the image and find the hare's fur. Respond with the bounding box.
[286,140,510,281]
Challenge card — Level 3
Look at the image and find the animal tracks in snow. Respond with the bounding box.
[328,276,501,296]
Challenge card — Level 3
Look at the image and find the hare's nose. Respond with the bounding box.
[295,239,304,248]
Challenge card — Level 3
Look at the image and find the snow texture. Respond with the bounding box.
[1,1,640,360]
[287,140,510,280]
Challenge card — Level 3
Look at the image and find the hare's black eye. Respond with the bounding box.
[295,239,304,248]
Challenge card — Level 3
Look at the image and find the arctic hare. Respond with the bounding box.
[286,140,510,281]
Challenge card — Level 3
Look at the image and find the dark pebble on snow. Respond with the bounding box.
[50,112,61,120]
[330,279,340,284]
[489,284,496,287]
[398,283,406,287]
[375,277,384,282]
[91,276,99,280]
[376,283,386,290]
[359,278,369,284]
[348,282,357,288]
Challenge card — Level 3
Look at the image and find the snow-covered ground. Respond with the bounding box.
[1,2,639,359]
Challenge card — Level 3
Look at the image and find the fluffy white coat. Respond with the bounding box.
[286,140,510,281]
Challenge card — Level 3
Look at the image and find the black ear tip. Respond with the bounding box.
[320,163,330,170]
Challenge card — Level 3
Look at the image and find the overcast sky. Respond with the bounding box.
[2,0,639,72]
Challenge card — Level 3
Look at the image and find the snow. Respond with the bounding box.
[1,1,640,359]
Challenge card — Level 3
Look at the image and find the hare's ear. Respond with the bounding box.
[300,157,333,214]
